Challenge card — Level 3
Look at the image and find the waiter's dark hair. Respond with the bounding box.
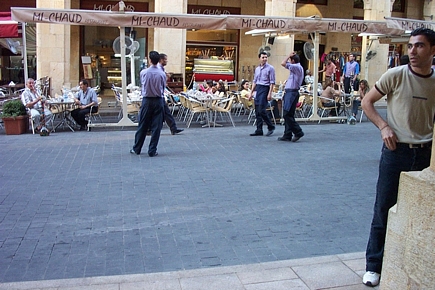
[149,51,160,65]
[80,79,89,86]
[290,54,300,63]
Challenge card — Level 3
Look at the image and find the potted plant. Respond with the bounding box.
[1,99,29,135]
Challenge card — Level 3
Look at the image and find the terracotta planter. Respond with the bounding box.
[2,115,29,135]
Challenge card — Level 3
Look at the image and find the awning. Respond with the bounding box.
[0,12,18,38]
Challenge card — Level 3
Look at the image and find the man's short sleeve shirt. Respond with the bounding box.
[375,65,435,144]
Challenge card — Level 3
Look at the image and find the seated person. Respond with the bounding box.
[304,69,314,85]
[21,78,53,131]
[71,79,98,131]
[239,79,253,107]
[352,79,369,118]
[200,80,214,94]
[216,80,226,97]
[320,79,341,116]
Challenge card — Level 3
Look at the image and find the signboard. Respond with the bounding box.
[11,7,404,36]
[385,17,435,32]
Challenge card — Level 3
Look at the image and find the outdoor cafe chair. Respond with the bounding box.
[86,96,103,130]
[211,96,235,127]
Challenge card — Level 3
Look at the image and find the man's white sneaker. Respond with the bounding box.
[363,271,380,287]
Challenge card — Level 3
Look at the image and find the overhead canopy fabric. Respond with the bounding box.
[385,17,435,32]
[11,7,405,36]
[0,11,18,38]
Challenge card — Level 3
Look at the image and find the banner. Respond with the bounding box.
[0,12,18,38]
[11,7,405,36]
[385,17,435,32]
[11,7,227,30]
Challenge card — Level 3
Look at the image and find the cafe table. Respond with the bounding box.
[47,98,77,132]
[1,83,25,95]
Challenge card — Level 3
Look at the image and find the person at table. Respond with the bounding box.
[71,79,98,131]
[352,79,369,118]
[320,79,341,116]
[341,53,360,93]
[319,56,337,82]
[158,53,183,135]
[130,51,166,157]
[240,79,253,107]
[21,78,53,132]
[216,80,226,97]
[304,69,314,85]
[200,80,214,94]
[249,51,276,137]
[278,52,304,142]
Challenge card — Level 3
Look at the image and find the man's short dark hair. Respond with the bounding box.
[149,51,160,65]
[410,27,435,46]
[258,51,268,58]
[159,53,167,60]
[291,54,300,63]
[80,79,89,86]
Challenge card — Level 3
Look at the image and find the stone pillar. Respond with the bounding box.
[36,0,79,96]
[153,0,187,79]
[423,0,435,22]
[380,128,435,289]
[266,0,296,83]
[360,0,391,86]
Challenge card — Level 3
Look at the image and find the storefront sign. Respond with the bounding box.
[226,16,404,35]
[11,7,405,35]
[80,1,148,12]
[187,5,240,16]
[385,17,435,31]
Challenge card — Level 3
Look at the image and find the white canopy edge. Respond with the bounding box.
[11,7,405,36]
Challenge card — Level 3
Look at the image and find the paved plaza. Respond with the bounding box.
[0,115,386,289]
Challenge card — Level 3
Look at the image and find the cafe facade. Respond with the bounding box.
[1,0,432,95]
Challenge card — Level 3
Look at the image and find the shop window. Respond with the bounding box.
[354,0,363,9]
[354,0,405,11]
[298,0,328,4]
[392,0,405,12]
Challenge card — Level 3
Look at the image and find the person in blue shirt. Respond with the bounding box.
[341,53,360,94]
[71,79,98,131]
[130,51,166,157]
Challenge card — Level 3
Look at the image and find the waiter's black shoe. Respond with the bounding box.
[250,131,263,136]
[278,137,292,142]
[149,152,158,157]
[130,149,139,155]
[292,132,304,142]
[171,129,184,135]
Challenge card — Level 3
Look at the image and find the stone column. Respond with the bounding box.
[423,0,435,22]
[380,128,435,288]
[266,0,296,83]
[360,0,391,86]
[36,0,79,96]
[153,0,187,79]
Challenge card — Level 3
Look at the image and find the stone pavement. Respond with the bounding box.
[0,115,385,289]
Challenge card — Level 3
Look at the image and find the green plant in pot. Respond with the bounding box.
[1,99,29,135]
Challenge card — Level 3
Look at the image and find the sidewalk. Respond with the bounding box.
[0,111,386,290]
[0,252,375,289]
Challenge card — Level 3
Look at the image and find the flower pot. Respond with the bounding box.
[2,115,29,135]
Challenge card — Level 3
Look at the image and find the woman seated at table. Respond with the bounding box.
[239,79,253,107]
[199,80,214,94]
[215,80,226,97]
[351,79,369,118]
[320,79,341,116]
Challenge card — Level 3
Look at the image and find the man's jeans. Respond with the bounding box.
[366,143,431,273]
